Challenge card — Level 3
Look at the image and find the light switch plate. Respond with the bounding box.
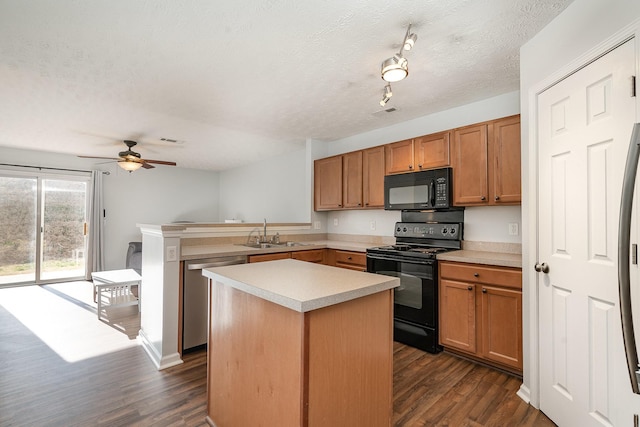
[314,221,321,229]
[166,245,177,262]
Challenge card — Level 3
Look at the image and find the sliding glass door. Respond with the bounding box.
[0,171,90,286]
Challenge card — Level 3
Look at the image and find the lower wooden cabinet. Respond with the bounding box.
[326,249,367,271]
[291,249,326,264]
[248,252,291,263]
[439,261,522,373]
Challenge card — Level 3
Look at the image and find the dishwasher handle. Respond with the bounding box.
[187,256,247,270]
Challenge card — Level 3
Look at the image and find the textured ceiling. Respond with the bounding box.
[0,0,573,171]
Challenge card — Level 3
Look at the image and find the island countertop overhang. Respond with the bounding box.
[202,258,399,313]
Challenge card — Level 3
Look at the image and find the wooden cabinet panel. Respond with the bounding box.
[385,139,414,174]
[332,250,367,271]
[314,155,343,210]
[248,252,291,263]
[480,285,523,370]
[343,151,363,208]
[439,261,522,374]
[291,249,326,264]
[452,124,489,205]
[363,146,385,208]
[415,132,450,170]
[491,116,521,204]
[438,262,521,290]
[439,279,477,353]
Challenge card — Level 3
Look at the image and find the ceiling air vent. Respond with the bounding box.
[372,106,399,117]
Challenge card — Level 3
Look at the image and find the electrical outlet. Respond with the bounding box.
[370,220,376,231]
[508,223,519,236]
[166,245,177,262]
[314,221,321,230]
[333,218,339,227]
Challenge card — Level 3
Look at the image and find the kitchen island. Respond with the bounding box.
[202,259,399,427]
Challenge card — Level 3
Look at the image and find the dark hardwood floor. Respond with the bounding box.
[0,282,555,426]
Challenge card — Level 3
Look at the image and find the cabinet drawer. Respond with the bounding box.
[334,250,366,271]
[439,262,521,289]
[248,252,291,263]
[291,249,326,264]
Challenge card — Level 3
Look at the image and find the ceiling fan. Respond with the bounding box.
[79,140,177,172]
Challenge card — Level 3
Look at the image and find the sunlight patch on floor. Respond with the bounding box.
[0,281,139,362]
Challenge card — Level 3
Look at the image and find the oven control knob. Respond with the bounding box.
[449,228,457,235]
[396,227,401,233]
[441,227,448,234]
[402,227,407,232]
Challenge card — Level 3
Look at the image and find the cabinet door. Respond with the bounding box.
[342,151,363,208]
[291,249,326,264]
[314,156,343,210]
[452,124,488,205]
[439,279,477,353]
[480,285,522,370]
[363,146,385,208]
[248,252,291,263]
[385,139,414,175]
[491,116,521,204]
[415,132,450,170]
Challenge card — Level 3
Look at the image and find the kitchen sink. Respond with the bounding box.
[239,241,310,249]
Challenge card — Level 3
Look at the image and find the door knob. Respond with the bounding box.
[534,262,550,274]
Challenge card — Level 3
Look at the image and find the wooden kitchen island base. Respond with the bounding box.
[203,259,398,427]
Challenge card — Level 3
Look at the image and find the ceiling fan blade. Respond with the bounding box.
[143,159,177,166]
[141,162,155,169]
[77,155,121,160]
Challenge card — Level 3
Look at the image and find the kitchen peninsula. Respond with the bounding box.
[202,259,399,427]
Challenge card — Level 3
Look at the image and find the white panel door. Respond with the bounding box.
[537,40,637,426]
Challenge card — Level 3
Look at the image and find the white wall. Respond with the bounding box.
[0,146,220,270]
[323,91,522,241]
[218,147,309,223]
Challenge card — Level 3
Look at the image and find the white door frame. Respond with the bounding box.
[523,20,640,408]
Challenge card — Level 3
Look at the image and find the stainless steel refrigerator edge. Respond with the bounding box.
[183,255,247,351]
[618,122,640,394]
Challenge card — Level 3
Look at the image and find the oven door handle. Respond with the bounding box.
[366,253,434,265]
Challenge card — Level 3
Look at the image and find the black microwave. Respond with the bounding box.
[384,168,452,210]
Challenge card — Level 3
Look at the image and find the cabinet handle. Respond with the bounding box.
[495,196,500,201]
[482,288,487,293]
[467,286,473,291]
[473,273,479,277]
[357,203,361,206]
[365,202,369,206]
[338,204,342,207]
[480,196,486,201]
[347,256,352,260]
[418,164,423,169]
[409,165,413,169]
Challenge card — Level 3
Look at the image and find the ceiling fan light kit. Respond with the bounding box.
[78,139,177,172]
[379,24,417,105]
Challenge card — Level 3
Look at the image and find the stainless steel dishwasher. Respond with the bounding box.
[183,255,247,352]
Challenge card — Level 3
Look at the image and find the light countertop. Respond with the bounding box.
[181,240,372,260]
[202,258,399,312]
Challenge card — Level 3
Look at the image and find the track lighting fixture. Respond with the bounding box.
[378,24,417,105]
[380,84,393,106]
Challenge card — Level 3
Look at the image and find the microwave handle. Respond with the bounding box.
[430,179,436,206]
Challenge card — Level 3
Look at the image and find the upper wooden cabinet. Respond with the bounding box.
[314,148,384,211]
[491,116,521,204]
[385,139,414,174]
[342,151,363,208]
[414,131,450,170]
[363,146,385,208]
[452,115,521,206]
[314,155,343,210]
[385,132,451,175]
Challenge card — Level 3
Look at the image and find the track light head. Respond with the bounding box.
[380,84,393,106]
[404,33,417,51]
[381,54,408,82]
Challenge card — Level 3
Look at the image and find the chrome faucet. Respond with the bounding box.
[262,218,267,243]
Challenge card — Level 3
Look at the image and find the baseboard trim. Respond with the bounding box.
[517,384,531,405]
[138,329,184,370]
